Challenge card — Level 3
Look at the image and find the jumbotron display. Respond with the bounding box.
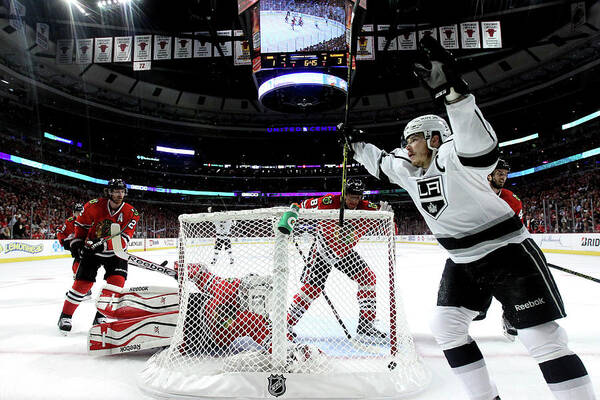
[260,0,346,53]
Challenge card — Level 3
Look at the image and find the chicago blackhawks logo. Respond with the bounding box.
[95,219,113,239]
[267,374,286,397]
[417,176,448,219]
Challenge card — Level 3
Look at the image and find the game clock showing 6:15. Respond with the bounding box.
[260,53,346,69]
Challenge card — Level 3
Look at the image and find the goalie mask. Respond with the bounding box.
[238,274,273,317]
[403,115,451,151]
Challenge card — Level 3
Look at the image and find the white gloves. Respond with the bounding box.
[379,201,393,212]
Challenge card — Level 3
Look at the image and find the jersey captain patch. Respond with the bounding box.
[417,176,448,219]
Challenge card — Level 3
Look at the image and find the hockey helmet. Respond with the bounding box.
[403,114,451,150]
[73,203,84,213]
[495,158,510,172]
[346,178,365,196]
[104,178,128,197]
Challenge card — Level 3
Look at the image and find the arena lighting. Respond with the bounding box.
[0,152,235,197]
[258,72,347,101]
[156,145,195,156]
[508,146,600,178]
[64,0,89,15]
[44,132,72,145]
[137,155,160,161]
[499,133,539,147]
[1,79,8,84]
[562,110,600,130]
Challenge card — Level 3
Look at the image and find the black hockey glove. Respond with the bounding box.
[413,35,469,101]
[336,123,365,149]
[70,239,85,259]
[82,238,107,257]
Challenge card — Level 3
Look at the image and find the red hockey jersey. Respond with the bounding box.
[74,197,140,255]
[300,194,380,258]
[56,216,77,246]
[499,189,523,223]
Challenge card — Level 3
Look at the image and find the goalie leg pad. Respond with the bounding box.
[88,311,178,355]
[97,284,179,319]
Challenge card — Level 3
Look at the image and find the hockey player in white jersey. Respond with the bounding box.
[342,36,596,400]
[209,207,235,265]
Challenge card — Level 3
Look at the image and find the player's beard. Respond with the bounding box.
[490,178,504,190]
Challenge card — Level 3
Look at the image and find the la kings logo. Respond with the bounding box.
[417,176,448,219]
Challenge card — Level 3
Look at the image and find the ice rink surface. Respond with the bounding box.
[0,243,598,400]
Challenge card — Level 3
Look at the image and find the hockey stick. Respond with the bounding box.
[110,223,176,279]
[548,263,600,284]
[292,240,353,341]
[338,0,362,228]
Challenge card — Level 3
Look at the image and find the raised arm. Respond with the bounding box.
[351,142,414,188]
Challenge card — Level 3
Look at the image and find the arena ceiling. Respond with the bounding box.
[0,0,599,142]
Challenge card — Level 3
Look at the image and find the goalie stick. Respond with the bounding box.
[110,223,176,279]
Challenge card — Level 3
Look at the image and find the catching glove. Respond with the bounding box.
[413,36,469,101]
[379,201,393,212]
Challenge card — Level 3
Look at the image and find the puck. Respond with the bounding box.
[388,361,397,370]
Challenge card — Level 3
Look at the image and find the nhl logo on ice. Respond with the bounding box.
[417,176,448,219]
[267,374,286,397]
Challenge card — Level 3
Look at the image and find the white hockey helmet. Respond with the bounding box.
[403,115,451,150]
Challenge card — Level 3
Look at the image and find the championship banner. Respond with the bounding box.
[356,24,375,61]
[377,25,397,51]
[193,32,212,58]
[233,30,251,66]
[55,39,74,65]
[8,0,26,31]
[418,28,438,42]
[460,22,481,49]
[397,27,416,51]
[214,30,233,57]
[36,23,49,51]
[114,36,132,62]
[76,38,94,64]
[439,25,459,49]
[481,21,502,48]
[174,35,192,59]
[134,35,152,61]
[94,37,113,63]
[153,35,172,60]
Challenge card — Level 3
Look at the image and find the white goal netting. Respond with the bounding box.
[139,207,429,399]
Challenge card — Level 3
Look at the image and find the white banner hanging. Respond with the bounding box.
[94,37,113,63]
[56,39,74,65]
[114,36,132,62]
[233,30,251,66]
[153,35,172,60]
[194,32,212,58]
[134,35,152,61]
[460,22,481,49]
[76,38,94,64]
[214,30,233,57]
[356,24,375,61]
[481,21,502,48]
[439,25,459,49]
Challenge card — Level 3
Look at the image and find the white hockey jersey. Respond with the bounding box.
[214,220,235,238]
[352,95,529,263]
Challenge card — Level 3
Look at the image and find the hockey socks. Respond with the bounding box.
[287,284,322,328]
[62,280,94,316]
[519,322,596,400]
[353,267,376,322]
[442,341,499,400]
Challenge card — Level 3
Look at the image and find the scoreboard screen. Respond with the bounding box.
[260,53,346,69]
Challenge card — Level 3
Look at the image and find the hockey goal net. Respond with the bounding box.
[140,207,429,399]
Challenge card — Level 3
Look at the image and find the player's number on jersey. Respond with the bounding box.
[127,220,137,230]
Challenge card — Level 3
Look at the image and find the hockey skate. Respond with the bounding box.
[57,312,72,335]
[356,319,387,343]
[502,316,517,342]
[93,311,108,325]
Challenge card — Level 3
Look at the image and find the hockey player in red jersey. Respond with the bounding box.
[57,179,140,334]
[177,262,272,349]
[286,178,392,341]
[488,158,523,221]
[56,203,85,276]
